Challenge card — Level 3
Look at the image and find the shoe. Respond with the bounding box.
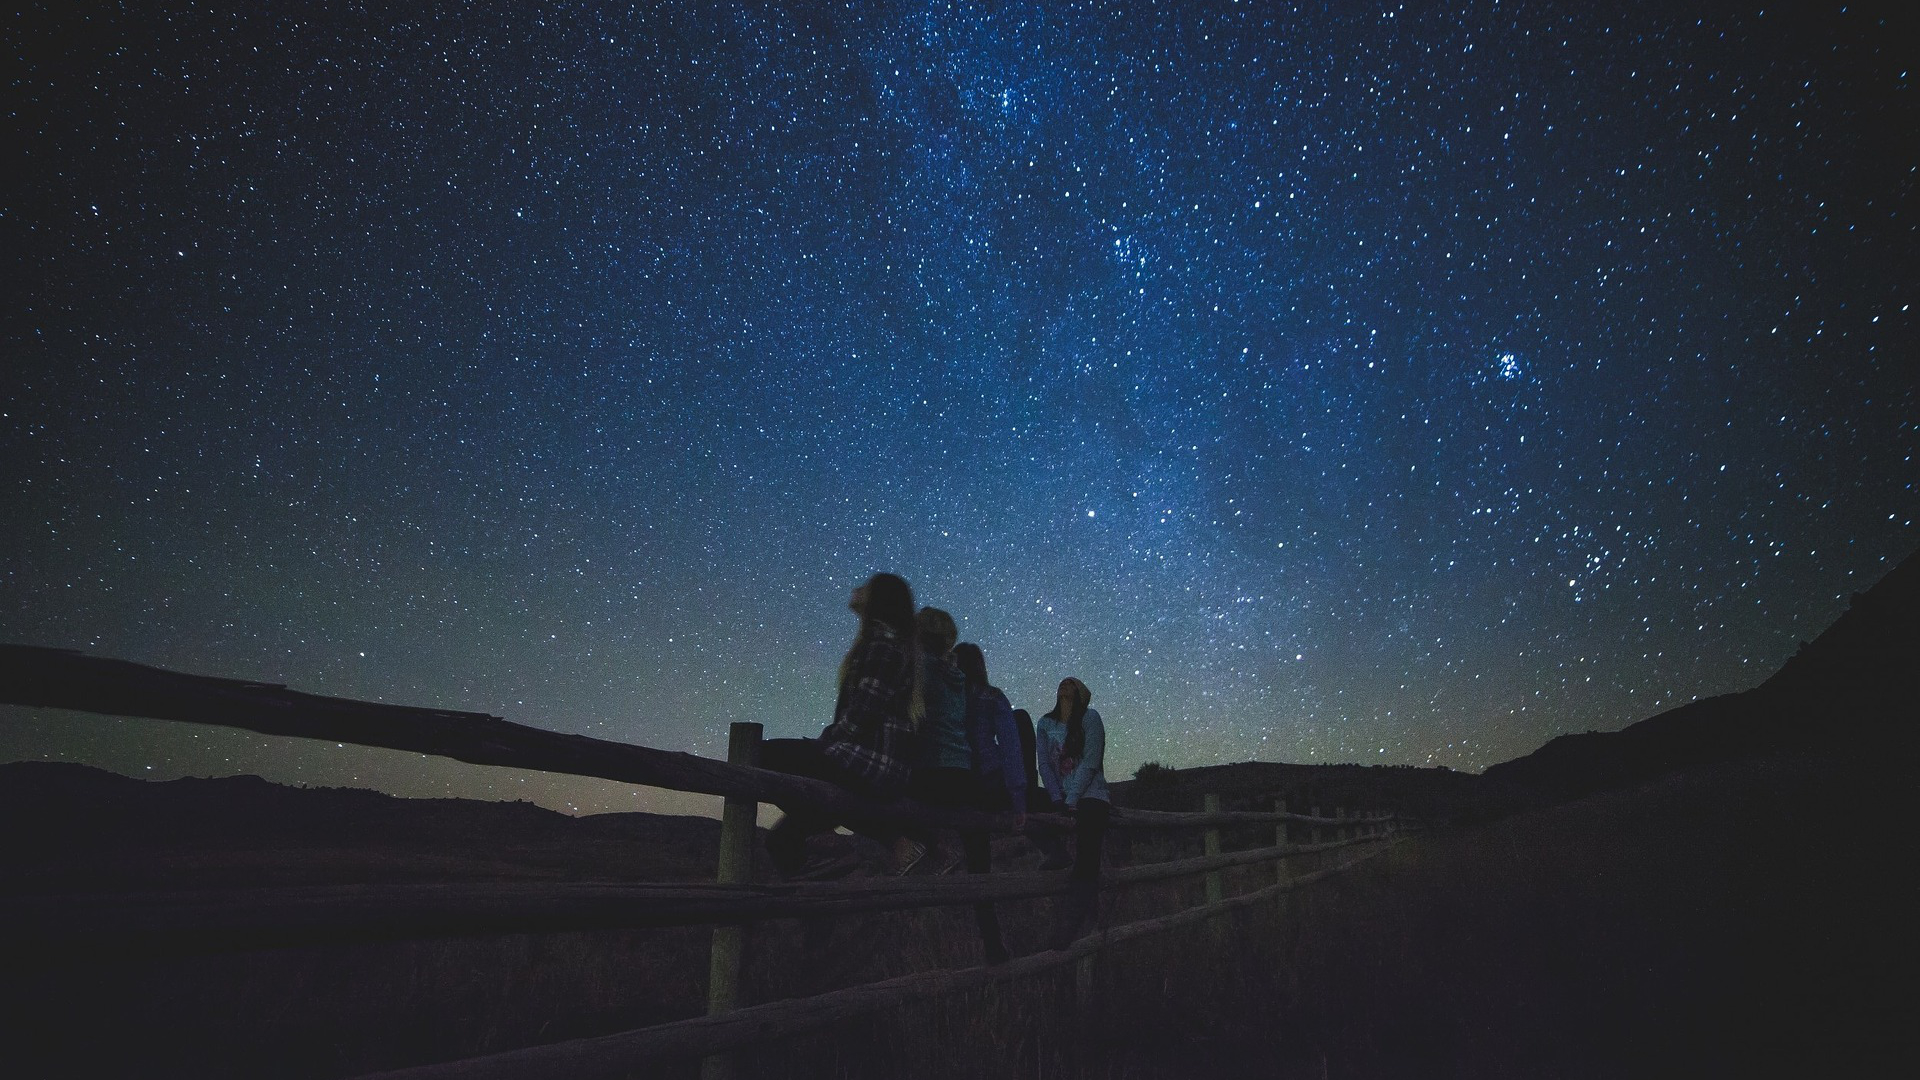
[792,853,862,881]
[935,847,967,875]
[893,840,928,876]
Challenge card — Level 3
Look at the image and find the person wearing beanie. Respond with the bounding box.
[1035,676,1111,948]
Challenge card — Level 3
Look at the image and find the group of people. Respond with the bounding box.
[757,572,1112,960]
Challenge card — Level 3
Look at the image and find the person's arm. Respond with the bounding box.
[1035,721,1063,807]
[1062,710,1105,809]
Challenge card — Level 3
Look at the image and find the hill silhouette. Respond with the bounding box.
[0,761,731,893]
[1480,545,1918,804]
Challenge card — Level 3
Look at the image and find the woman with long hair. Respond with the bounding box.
[759,572,917,878]
[1035,676,1110,947]
[952,643,1028,825]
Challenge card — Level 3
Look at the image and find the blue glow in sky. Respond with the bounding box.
[3,1,1914,815]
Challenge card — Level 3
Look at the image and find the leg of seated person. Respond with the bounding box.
[899,766,971,864]
[1071,797,1110,880]
[1032,806,1073,871]
[758,738,841,875]
[904,767,1008,959]
[947,770,1009,961]
[1045,798,1109,948]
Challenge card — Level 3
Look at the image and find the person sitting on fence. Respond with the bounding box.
[1035,676,1111,948]
[759,572,918,879]
[886,620,1011,962]
[892,608,968,875]
[953,643,1028,829]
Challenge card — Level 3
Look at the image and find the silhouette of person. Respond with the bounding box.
[890,621,1012,962]
[1035,676,1110,947]
[759,572,917,878]
[953,643,1029,827]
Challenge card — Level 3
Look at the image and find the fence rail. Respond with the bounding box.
[0,644,1409,1078]
[353,845,1396,1080]
[0,645,1361,833]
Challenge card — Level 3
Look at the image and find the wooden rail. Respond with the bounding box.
[352,844,1398,1080]
[0,645,1359,833]
[0,645,1409,1077]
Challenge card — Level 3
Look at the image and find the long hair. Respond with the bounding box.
[953,642,988,693]
[860,573,915,639]
[910,607,958,729]
[1052,677,1092,759]
[840,572,915,695]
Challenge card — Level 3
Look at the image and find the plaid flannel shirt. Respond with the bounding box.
[820,628,915,796]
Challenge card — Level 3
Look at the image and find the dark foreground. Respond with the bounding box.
[2,741,1896,1079]
[1218,749,1893,1078]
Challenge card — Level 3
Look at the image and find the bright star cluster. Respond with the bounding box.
[3,1,1914,814]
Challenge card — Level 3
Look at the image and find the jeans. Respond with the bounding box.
[758,737,888,872]
[907,765,1008,961]
[1035,796,1111,881]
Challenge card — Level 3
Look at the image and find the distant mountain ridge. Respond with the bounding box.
[1480,545,1919,802]
[4,548,1911,875]
[0,760,729,892]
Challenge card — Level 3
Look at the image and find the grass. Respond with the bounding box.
[670,748,1897,1078]
[6,747,1896,1078]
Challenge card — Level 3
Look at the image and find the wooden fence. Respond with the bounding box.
[0,644,1404,1078]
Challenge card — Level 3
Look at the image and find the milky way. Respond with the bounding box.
[4,1,1914,815]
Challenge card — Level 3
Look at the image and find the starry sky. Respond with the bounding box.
[3,1,1915,817]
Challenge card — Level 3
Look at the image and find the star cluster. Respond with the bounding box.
[3,1,1914,814]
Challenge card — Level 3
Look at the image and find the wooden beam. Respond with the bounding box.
[0,646,1369,833]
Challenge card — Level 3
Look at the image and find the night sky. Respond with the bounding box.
[4,1,1915,818]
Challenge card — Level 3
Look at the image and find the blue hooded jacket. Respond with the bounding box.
[965,684,1028,815]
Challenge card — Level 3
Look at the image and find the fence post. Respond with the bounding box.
[701,721,761,1080]
[1274,797,1291,887]
[1310,805,1321,846]
[1203,793,1224,905]
[1335,806,1346,843]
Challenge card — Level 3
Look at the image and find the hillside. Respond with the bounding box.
[1481,545,1918,804]
[1217,745,1900,1077]
[0,761,732,893]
